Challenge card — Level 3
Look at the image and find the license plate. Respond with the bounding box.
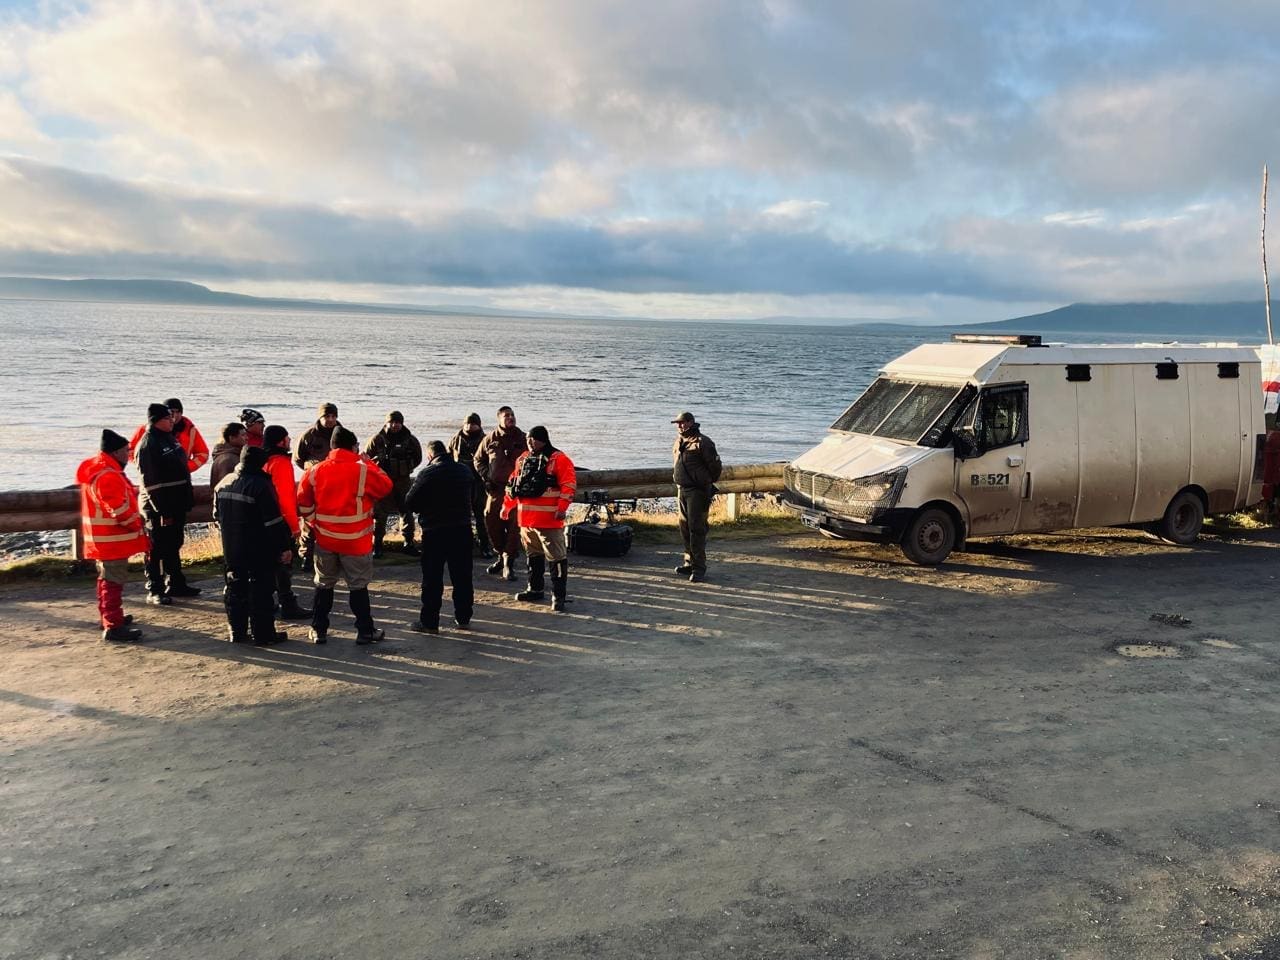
[800,514,821,530]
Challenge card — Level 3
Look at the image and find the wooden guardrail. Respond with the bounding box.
[0,462,788,538]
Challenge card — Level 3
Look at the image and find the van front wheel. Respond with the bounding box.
[1156,490,1204,545]
[901,508,956,565]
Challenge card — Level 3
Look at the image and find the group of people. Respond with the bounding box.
[76,398,724,645]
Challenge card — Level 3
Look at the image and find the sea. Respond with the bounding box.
[1,298,945,492]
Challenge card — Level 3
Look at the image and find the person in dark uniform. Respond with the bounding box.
[365,410,424,556]
[404,440,475,634]
[135,402,198,604]
[671,410,722,583]
[447,412,495,558]
[214,445,293,645]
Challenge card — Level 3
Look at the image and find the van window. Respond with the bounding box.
[831,378,965,445]
[1156,362,1179,380]
[1218,362,1240,379]
[975,386,1028,450]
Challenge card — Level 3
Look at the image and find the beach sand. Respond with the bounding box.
[3,529,1280,958]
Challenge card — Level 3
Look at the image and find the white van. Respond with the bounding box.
[783,335,1265,564]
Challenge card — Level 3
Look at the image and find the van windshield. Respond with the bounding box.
[831,378,967,445]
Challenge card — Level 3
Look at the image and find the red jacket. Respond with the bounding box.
[264,449,300,537]
[296,449,393,555]
[76,453,149,560]
[502,449,577,529]
[129,417,209,473]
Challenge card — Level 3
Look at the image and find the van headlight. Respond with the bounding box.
[842,468,907,509]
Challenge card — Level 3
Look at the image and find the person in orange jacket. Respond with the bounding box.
[296,427,393,644]
[262,424,311,621]
[77,430,151,642]
[502,425,577,612]
[128,397,209,473]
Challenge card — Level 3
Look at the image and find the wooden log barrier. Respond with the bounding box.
[0,464,787,536]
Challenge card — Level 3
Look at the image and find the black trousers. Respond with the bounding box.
[144,513,188,595]
[224,559,276,641]
[275,538,299,605]
[419,525,474,628]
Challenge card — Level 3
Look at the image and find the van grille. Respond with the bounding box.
[784,465,893,519]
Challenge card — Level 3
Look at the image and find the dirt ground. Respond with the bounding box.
[3,526,1280,960]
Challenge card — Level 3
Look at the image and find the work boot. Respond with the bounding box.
[254,630,288,646]
[308,626,327,644]
[550,559,568,613]
[146,593,172,606]
[409,620,439,635]
[167,584,202,598]
[674,564,694,575]
[689,571,706,583]
[486,557,504,575]
[515,555,546,602]
[102,625,143,642]
[349,587,382,643]
[310,586,335,642]
[278,598,312,620]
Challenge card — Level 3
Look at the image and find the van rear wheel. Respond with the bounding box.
[1156,490,1204,545]
[900,508,956,565]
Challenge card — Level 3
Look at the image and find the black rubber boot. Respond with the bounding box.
[310,587,334,643]
[224,571,250,642]
[550,559,568,613]
[350,587,384,644]
[516,555,546,602]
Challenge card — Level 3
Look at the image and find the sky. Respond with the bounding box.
[1,0,1279,323]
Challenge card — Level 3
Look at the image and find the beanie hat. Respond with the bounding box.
[331,426,358,450]
[263,424,289,448]
[528,425,550,444]
[147,402,171,424]
[100,429,129,453]
[318,402,338,417]
[386,410,404,423]
[240,407,265,426]
[164,398,183,413]
[465,412,481,425]
[238,444,269,471]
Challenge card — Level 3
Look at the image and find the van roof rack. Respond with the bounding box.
[951,333,1042,347]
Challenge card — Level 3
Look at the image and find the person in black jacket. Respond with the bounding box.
[404,440,475,634]
[135,402,198,604]
[214,445,293,645]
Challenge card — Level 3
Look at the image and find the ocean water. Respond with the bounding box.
[0,299,940,491]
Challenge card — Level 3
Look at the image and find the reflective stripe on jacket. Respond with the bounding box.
[76,453,149,561]
[129,417,209,473]
[502,449,577,530]
[296,449,393,555]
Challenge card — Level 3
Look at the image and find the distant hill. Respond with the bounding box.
[0,277,1273,336]
[0,277,584,321]
[967,301,1270,338]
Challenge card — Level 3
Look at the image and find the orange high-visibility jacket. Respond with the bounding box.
[129,418,209,473]
[296,449,393,555]
[263,450,300,537]
[502,449,577,529]
[76,452,150,561]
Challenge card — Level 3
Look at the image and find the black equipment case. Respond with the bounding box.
[568,490,634,557]
[568,520,633,557]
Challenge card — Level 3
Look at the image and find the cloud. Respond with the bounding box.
[3,0,1280,317]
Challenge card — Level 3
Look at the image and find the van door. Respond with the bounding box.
[954,383,1029,536]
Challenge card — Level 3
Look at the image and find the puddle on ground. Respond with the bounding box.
[1199,637,1240,649]
[1112,642,1185,659]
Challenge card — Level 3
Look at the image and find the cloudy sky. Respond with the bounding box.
[1,0,1278,322]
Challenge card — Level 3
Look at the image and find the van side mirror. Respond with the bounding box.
[953,425,979,459]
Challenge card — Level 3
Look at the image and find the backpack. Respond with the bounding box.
[508,453,553,498]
